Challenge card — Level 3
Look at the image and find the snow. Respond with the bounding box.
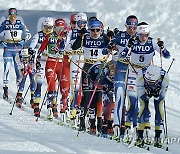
[0,0,180,153]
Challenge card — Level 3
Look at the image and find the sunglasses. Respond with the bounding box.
[54,26,64,31]
[127,25,137,30]
[71,21,76,24]
[44,25,53,29]
[90,29,101,32]
[139,33,149,37]
[77,20,87,26]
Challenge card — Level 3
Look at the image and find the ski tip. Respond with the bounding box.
[9,112,12,115]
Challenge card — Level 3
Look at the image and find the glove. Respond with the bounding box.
[0,41,7,48]
[28,48,35,56]
[36,61,41,70]
[107,42,116,50]
[18,39,25,46]
[56,51,64,58]
[120,47,129,59]
[107,30,114,38]
[127,37,135,48]
[157,40,164,49]
[79,28,86,35]
[114,28,119,35]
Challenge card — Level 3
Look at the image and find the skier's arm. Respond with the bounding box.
[156,72,170,101]
[21,23,31,42]
[64,30,72,51]
[72,35,83,50]
[29,33,39,50]
[152,39,170,59]
[39,34,49,52]
[0,21,5,34]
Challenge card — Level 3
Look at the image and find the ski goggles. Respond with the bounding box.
[139,33,149,37]
[90,29,101,32]
[44,25,53,29]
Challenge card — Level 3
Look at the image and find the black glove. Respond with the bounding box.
[157,40,164,49]
[114,28,119,35]
[107,42,116,50]
[79,28,86,35]
[28,48,35,56]
[36,61,41,70]
[107,30,114,38]
[127,37,136,48]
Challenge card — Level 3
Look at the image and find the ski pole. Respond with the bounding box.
[163,100,169,151]
[157,38,163,68]
[9,70,26,115]
[22,85,30,104]
[162,58,175,151]
[167,58,175,73]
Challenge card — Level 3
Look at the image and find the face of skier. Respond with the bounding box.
[77,20,87,29]
[44,25,53,34]
[138,33,149,43]
[9,14,17,24]
[70,21,77,30]
[54,26,64,36]
[126,25,137,36]
[90,28,101,39]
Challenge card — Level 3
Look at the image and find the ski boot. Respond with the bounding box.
[3,86,8,100]
[113,125,120,141]
[97,117,102,133]
[16,92,23,108]
[135,130,144,148]
[30,93,35,108]
[78,117,86,132]
[123,126,131,144]
[144,126,151,145]
[70,109,77,120]
[33,103,40,117]
[47,101,53,120]
[154,130,163,148]
[52,104,58,118]
[107,120,114,135]
[120,125,126,139]
[60,99,68,113]
[100,120,108,138]
[89,119,96,135]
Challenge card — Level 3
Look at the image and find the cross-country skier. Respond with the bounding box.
[28,17,54,117]
[119,21,170,143]
[64,12,87,121]
[72,19,110,133]
[0,8,31,100]
[135,65,170,148]
[15,48,36,109]
[107,15,138,140]
[37,18,70,120]
[88,60,115,136]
